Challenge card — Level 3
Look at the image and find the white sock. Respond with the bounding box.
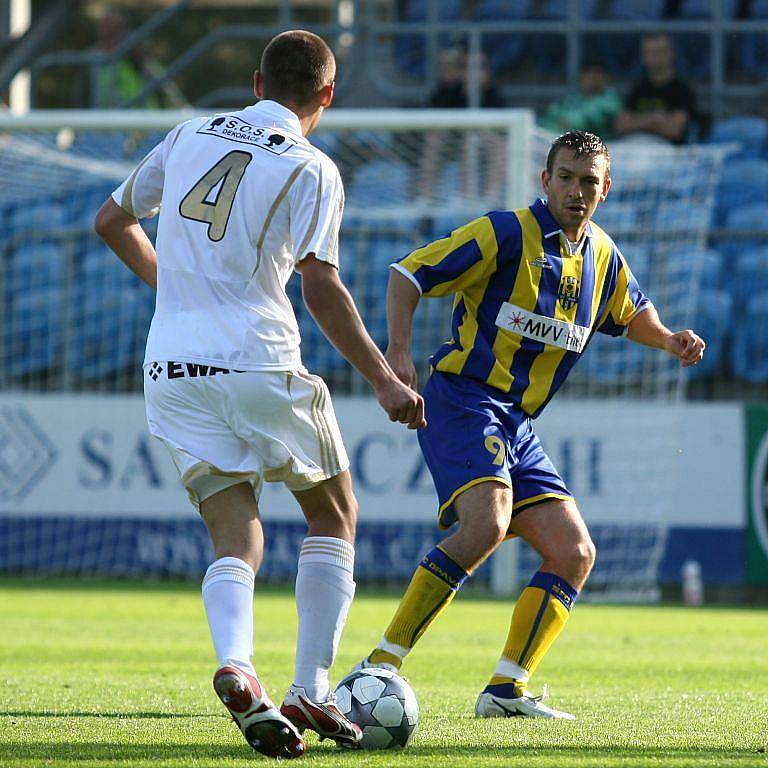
[293,536,356,701]
[202,556,256,673]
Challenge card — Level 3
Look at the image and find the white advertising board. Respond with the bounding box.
[0,394,743,527]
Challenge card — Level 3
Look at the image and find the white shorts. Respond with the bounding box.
[143,361,349,509]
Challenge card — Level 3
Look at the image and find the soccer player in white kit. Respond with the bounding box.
[95,30,424,760]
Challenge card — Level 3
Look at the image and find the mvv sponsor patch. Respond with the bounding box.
[197,115,297,155]
[495,302,589,353]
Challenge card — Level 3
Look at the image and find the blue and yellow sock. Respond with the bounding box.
[485,571,579,697]
[369,546,470,669]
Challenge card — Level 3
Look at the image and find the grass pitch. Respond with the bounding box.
[0,579,766,768]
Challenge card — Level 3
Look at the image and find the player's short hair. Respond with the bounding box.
[260,30,336,107]
[546,130,611,178]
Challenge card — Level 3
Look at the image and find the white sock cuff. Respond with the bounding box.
[202,556,255,592]
[299,537,354,573]
[496,657,530,682]
[378,637,411,659]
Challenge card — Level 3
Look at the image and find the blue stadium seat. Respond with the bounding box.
[735,33,768,79]
[689,289,731,378]
[529,0,600,18]
[723,203,768,250]
[609,0,665,18]
[654,200,711,233]
[68,285,149,381]
[593,203,640,235]
[730,246,768,303]
[348,161,411,208]
[5,286,65,378]
[475,0,531,20]
[7,200,67,234]
[749,0,768,17]
[6,242,66,294]
[580,335,645,384]
[715,157,768,216]
[694,248,724,290]
[404,0,462,20]
[731,292,768,382]
[708,116,768,157]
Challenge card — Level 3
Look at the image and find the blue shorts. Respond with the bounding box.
[418,371,573,530]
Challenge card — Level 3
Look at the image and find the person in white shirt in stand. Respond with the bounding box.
[95,29,424,761]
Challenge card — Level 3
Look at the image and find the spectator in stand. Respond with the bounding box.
[428,48,505,109]
[420,49,505,199]
[540,61,621,140]
[93,7,187,109]
[614,33,697,144]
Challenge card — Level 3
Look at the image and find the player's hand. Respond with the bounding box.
[385,346,418,389]
[665,329,705,367]
[374,375,426,430]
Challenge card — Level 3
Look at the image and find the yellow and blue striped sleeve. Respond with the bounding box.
[390,215,499,297]
[597,248,650,337]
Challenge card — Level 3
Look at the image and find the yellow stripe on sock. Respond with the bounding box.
[501,584,571,680]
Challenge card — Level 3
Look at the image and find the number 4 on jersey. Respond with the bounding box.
[180,150,252,242]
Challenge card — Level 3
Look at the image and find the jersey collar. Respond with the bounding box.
[245,99,304,139]
[530,197,594,240]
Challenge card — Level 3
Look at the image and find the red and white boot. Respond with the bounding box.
[280,685,362,748]
[213,665,306,759]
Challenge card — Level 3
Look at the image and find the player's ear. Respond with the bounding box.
[541,168,551,194]
[600,175,611,202]
[254,71,264,99]
[319,81,335,108]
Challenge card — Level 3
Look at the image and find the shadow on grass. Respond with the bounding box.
[4,711,211,719]
[0,742,764,765]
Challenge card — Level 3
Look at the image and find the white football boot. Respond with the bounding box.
[475,684,576,720]
[351,653,399,675]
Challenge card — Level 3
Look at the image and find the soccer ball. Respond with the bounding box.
[334,667,419,749]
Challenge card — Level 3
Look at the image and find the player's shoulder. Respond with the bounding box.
[483,209,525,247]
[587,218,622,257]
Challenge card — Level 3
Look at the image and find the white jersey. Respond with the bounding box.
[112,100,344,370]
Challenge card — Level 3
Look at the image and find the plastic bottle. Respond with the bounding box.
[682,559,703,606]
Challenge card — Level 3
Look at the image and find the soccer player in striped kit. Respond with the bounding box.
[357,131,704,719]
[96,30,424,759]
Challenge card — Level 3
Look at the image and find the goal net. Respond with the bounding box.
[0,110,727,599]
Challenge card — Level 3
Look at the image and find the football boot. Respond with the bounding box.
[280,685,362,748]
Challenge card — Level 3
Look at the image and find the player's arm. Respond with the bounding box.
[385,215,500,387]
[627,304,705,368]
[95,124,180,287]
[298,256,425,429]
[94,198,158,289]
[386,268,421,388]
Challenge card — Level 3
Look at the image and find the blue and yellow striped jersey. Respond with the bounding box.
[393,198,649,418]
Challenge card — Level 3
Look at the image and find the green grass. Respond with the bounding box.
[1,579,767,768]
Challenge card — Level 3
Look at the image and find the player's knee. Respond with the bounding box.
[459,513,508,557]
[566,535,596,580]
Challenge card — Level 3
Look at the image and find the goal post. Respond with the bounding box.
[0,109,728,600]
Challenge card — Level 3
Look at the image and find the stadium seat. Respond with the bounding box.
[4,286,65,378]
[404,0,462,20]
[748,0,768,17]
[689,289,731,378]
[348,161,411,208]
[730,246,768,303]
[68,285,150,381]
[735,33,768,79]
[708,116,768,157]
[593,202,640,235]
[7,200,67,234]
[529,0,600,18]
[723,203,768,251]
[731,292,768,382]
[6,242,65,293]
[654,200,711,234]
[715,157,768,215]
[609,0,665,18]
[474,0,531,20]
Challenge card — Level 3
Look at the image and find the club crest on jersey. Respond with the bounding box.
[557,276,580,311]
[197,116,297,155]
